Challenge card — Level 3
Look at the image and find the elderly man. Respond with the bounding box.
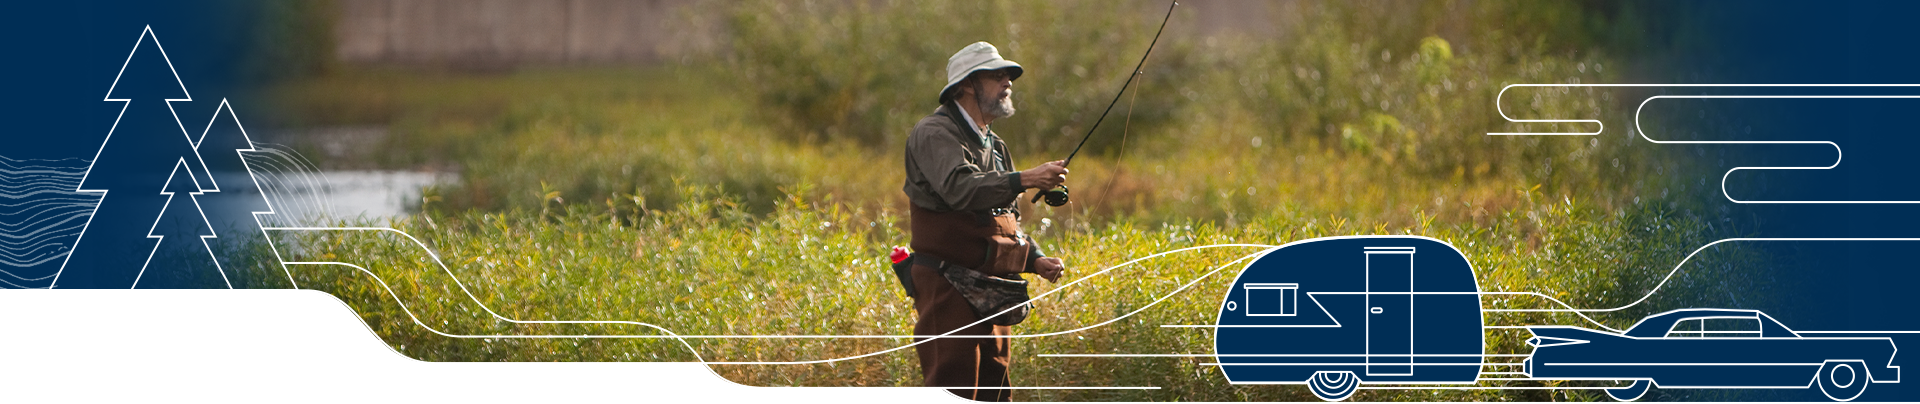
[903,41,1068,401]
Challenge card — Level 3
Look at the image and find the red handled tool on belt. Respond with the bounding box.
[888,246,916,298]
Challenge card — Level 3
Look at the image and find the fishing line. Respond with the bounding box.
[1032,0,1178,207]
[1092,58,1148,211]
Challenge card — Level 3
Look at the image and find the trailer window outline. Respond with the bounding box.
[1244,283,1299,316]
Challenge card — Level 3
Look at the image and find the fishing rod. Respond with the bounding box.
[1032,0,1178,207]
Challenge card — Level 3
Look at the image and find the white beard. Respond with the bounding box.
[979,88,1016,119]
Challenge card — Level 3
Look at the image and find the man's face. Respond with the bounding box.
[972,70,1016,119]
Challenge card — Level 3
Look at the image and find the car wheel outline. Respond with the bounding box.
[1605,379,1651,402]
[1818,360,1869,402]
[1307,370,1358,401]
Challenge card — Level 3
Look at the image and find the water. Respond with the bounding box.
[310,170,455,220]
[240,142,456,226]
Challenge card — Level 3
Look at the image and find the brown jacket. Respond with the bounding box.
[903,102,1045,274]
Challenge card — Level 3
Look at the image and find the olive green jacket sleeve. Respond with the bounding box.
[902,104,1023,212]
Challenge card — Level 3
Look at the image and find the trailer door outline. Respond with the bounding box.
[1366,247,1416,376]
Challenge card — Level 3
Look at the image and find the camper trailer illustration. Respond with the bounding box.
[1213,236,1484,401]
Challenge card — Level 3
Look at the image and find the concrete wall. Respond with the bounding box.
[331,0,1285,67]
[333,0,721,66]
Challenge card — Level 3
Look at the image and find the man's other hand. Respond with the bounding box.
[1020,160,1068,190]
[1034,257,1065,283]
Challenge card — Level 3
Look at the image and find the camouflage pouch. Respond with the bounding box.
[936,262,1032,326]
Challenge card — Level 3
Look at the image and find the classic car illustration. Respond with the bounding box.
[1523,309,1900,401]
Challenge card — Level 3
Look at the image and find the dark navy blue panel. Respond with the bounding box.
[4,1,261,288]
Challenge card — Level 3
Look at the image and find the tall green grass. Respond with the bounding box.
[255,183,1766,401]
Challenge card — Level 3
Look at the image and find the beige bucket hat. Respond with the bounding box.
[938,41,1024,104]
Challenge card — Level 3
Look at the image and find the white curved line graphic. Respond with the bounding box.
[1488,84,1604,136]
[1481,237,1920,333]
[265,225,1276,364]
[1492,83,1920,203]
[284,261,708,363]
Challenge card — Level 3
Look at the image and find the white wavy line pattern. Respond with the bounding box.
[0,156,98,288]
[242,143,335,228]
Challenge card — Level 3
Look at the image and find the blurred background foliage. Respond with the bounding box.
[264,0,1705,226]
[728,0,1192,155]
[237,0,338,84]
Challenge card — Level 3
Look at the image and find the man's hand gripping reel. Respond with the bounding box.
[1032,185,1069,207]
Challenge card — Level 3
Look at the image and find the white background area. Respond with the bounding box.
[0,290,958,403]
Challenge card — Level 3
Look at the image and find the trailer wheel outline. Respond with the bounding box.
[1605,380,1650,402]
[1308,371,1358,401]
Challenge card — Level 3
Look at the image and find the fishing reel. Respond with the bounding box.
[1031,185,1070,207]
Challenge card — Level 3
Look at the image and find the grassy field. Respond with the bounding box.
[251,0,1773,400]
[254,186,1766,401]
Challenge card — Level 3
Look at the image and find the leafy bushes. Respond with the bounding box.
[727,0,1192,155]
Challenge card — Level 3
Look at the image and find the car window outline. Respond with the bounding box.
[1664,316,1762,338]
[1623,309,1778,338]
[1665,318,1702,338]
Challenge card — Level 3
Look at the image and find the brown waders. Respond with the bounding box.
[910,204,1030,401]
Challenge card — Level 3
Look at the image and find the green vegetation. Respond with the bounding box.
[255,0,1771,400]
[253,183,1767,401]
[728,0,1192,154]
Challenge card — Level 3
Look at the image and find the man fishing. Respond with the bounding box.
[902,41,1068,401]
